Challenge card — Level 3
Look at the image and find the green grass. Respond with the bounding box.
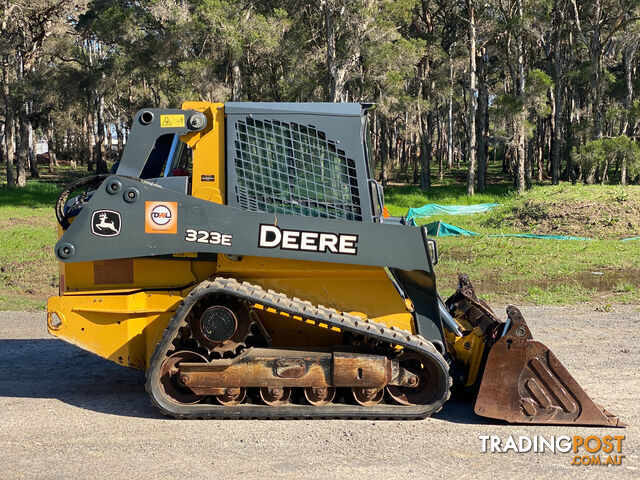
[432,237,640,304]
[385,183,640,305]
[385,184,512,213]
[0,182,62,228]
[0,181,63,207]
[524,284,595,305]
[0,295,47,311]
[0,180,61,311]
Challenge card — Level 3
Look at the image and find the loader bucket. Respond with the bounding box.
[474,305,625,427]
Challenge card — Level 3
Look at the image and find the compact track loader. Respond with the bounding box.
[48,102,622,424]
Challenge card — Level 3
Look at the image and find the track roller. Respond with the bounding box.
[352,387,384,406]
[304,387,336,406]
[215,387,247,406]
[259,387,292,406]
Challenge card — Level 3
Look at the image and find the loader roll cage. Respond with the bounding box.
[112,103,386,223]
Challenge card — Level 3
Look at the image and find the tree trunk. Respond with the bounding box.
[230,56,242,101]
[115,117,124,155]
[571,0,603,138]
[622,42,637,148]
[551,67,563,185]
[550,0,565,185]
[502,144,508,173]
[591,54,603,138]
[536,118,544,181]
[447,48,454,170]
[466,1,477,195]
[525,134,533,188]
[2,53,15,187]
[27,114,39,178]
[46,117,57,173]
[515,0,526,193]
[420,113,433,191]
[13,51,27,186]
[589,0,604,138]
[4,115,15,187]
[477,48,488,192]
[565,105,576,184]
[412,132,419,184]
[94,94,108,173]
[380,119,388,187]
[86,109,95,171]
[323,0,347,102]
[390,122,398,171]
[437,114,444,181]
[16,109,27,186]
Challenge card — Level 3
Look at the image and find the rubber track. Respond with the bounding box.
[145,277,451,419]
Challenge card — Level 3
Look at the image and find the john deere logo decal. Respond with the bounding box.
[145,201,178,234]
[91,210,121,237]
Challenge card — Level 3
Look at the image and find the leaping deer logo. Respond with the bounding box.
[95,213,117,233]
[92,211,121,236]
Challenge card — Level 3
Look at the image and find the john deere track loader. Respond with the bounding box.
[47,102,622,424]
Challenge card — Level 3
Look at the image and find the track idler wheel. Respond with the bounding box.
[352,387,384,406]
[304,387,336,406]
[259,387,292,406]
[159,350,208,405]
[386,352,443,406]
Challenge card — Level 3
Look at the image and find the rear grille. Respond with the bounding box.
[233,117,362,221]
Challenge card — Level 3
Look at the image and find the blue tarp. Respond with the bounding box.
[425,221,591,241]
[426,221,480,237]
[492,233,591,241]
[621,236,640,241]
[406,203,499,223]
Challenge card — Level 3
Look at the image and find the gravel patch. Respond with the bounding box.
[1,307,637,479]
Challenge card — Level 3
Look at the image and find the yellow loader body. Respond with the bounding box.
[47,101,622,425]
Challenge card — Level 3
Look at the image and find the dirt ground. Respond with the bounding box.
[1,306,638,480]
[488,190,640,240]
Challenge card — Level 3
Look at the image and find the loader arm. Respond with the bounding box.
[54,174,446,346]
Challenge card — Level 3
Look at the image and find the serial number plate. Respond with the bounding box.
[185,228,232,246]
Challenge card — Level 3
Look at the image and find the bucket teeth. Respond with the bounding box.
[474,306,625,427]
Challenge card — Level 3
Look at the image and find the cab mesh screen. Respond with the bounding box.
[233,117,362,221]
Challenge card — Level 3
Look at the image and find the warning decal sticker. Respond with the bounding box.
[160,114,185,128]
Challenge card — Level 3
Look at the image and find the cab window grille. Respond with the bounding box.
[233,117,362,221]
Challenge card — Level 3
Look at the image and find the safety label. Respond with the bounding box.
[160,114,185,128]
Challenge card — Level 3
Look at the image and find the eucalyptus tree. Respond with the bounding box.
[569,0,640,139]
[1,0,88,186]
